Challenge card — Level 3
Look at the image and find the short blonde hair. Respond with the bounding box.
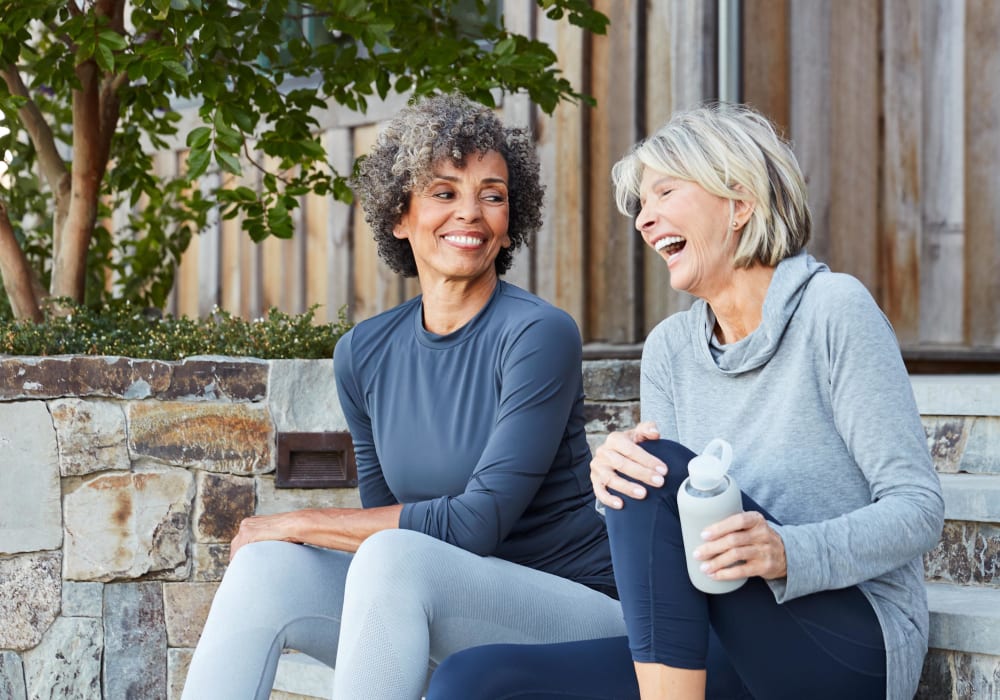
[611,103,811,268]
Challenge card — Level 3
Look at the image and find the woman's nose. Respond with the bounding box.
[635,203,654,232]
[455,194,481,221]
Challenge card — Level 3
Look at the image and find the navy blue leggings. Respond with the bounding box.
[426,440,886,699]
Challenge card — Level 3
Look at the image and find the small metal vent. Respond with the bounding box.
[276,432,357,489]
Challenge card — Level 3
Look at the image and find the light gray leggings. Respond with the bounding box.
[182,529,625,700]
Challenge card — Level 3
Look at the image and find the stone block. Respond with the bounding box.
[128,401,274,474]
[162,357,268,402]
[62,581,104,618]
[0,401,62,554]
[0,356,171,400]
[168,648,193,700]
[922,416,970,474]
[22,616,102,700]
[50,398,129,476]
[191,543,230,582]
[583,359,640,401]
[963,416,1000,474]
[163,582,218,648]
[64,468,194,581]
[268,359,347,433]
[925,521,1000,586]
[256,475,361,516]
[103,582,167,700]
[917,649,1000,699]
[0,551,61,650]
[584,401,640,435]
[0,651,26,700]
[194,472,256,543]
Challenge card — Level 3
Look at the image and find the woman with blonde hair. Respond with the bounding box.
[427,103,943,700]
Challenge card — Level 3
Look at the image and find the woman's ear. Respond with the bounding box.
[731,186,756,232]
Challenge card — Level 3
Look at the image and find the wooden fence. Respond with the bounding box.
[163,0,1000,358]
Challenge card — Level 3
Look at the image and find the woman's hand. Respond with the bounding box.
[694,511,787,581]
[590,421,668,510]
[229,511,304,561]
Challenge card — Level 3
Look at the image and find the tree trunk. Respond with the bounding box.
[0,200,43,322]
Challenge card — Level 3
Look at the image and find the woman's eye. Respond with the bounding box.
[483,193,506,203]
[432,190,454,200]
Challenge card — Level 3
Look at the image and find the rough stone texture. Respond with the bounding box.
[582,359,641,401]
[0,356,172,400]
[0,651,27,700]
[923,416,971,474]
[925,521,1000,586]
[0,551,61,650]
[22,616,102,700]
[583,401,640,435]
[162,357,268,402]
[194,472,255,543]
[168,648,193,700]
[128,401,274,474]
[103,582,167,700]
[191,543,230,582]
[964,417,1000,474]
[62,581,104,617]
[0,401,62,554]
[268,359,347,433]
[63,468,194,581]
[256,475,361,516]
[162,582,218,648]
[50,398,129,476]
[917,649,1000,699]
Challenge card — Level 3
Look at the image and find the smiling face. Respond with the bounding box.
[635,167,748,301]
[393,151,511,290]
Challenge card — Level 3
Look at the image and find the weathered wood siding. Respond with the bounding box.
[163,0,999,354]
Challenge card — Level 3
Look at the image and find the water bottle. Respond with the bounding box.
[677,438,747,594]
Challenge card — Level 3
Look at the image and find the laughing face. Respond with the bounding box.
[635,167,743,300]
[393,151,511,290]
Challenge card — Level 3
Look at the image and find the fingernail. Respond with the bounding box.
[656,465,667,475]
[699,563,710,572]
[651,474,664,486]
[700,530,711,540]
[693,548,703,560]
[632,486,645,498]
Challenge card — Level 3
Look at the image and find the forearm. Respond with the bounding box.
[231,504,403,558]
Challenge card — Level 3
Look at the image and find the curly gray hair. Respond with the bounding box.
[351,93,544,277]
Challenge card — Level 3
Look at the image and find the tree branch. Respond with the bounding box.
[0,66,71,203]
[0,198,43,322]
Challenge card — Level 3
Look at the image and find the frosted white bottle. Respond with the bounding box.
[677,438,747,594]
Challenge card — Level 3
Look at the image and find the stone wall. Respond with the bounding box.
[0,356,639,699]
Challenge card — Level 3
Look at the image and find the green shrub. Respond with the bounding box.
[0,300,351,360]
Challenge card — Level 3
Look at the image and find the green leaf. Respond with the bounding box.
[185,126,212,149]
[214,149,242,176]
[186,147,211,179]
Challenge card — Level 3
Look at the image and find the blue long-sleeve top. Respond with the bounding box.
[333,281,616,595]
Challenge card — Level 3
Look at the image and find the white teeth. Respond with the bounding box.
[654,235,684,251]
[444,235,484,246]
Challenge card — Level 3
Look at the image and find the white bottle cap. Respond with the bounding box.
[688,438,733,490]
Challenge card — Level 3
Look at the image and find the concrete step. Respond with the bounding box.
[911,375,1000,417]
[271,652,332,700]
[926,582,1000,657]
[940,473,1000,523]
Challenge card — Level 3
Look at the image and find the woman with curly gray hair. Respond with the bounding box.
[182,93,625,700]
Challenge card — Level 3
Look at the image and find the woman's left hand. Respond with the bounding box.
[229,511,303,561]
[694,511,787,581]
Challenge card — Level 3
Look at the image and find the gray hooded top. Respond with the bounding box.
[641,250,944,699]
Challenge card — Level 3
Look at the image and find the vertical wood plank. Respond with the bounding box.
[587,0,642,342]
[742,0,790,136]
[499,0,535,293]
[828,0,879,289]
[197,170,221,317]
[789,2,832,266]
[880,0,922,343]
[352,123,402,322]
[534,5,586,328]
[919,0,965,344]
[640,0,718,336]
[218,171,242,316]
[965,0,1000,346]
[174,149,201,319]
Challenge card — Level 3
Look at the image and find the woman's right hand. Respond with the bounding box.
[590,421,668,510]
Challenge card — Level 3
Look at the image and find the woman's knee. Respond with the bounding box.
[348,529,448,595]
